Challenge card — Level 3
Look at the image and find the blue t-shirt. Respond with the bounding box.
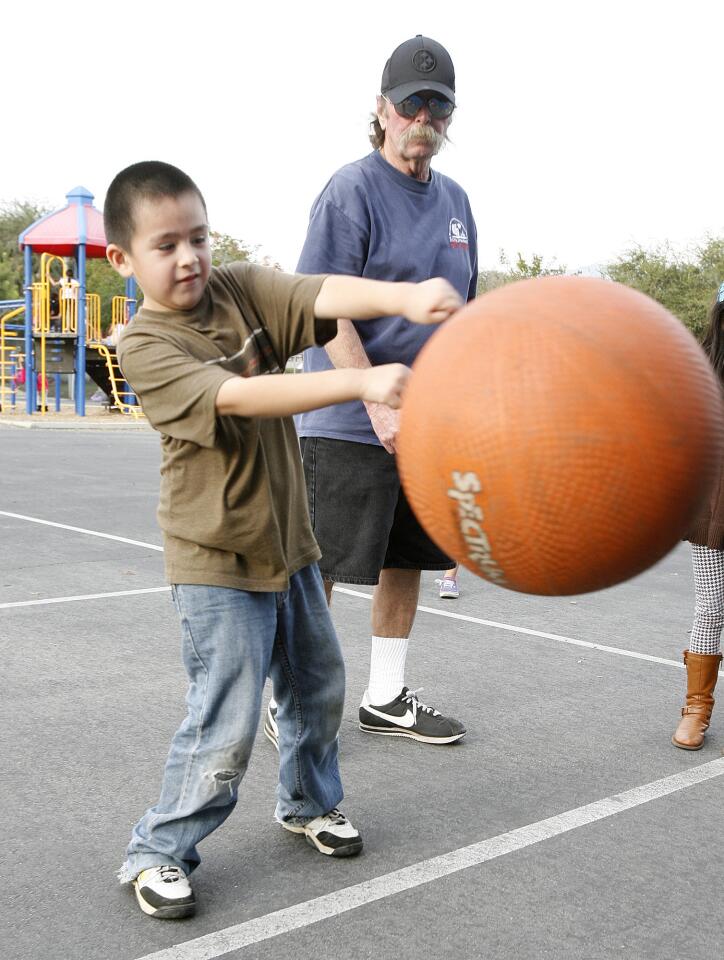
[295,150,478,444]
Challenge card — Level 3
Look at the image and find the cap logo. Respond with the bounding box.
[413,49,436,73]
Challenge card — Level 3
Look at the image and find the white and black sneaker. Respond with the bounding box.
[359,687,466,744]
[133,865,196,919]
[263,700,279,751]
[278,808,363,857]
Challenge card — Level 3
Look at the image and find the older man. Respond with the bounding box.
[267,36,477,747]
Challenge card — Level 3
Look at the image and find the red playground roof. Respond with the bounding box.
[19,186,107,258]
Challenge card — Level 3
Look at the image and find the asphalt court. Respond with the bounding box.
[2,426,724,960]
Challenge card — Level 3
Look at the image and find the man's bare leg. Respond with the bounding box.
[324,569,420,627]
[371,568,420,637]
[363,568,420,705]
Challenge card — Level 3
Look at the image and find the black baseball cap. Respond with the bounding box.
[380,35,455,105]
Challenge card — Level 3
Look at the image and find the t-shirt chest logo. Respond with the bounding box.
[449,218,469,248]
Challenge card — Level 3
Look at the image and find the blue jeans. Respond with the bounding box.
[119,564,345,881]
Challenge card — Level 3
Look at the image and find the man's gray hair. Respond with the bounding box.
[369,111,386,150]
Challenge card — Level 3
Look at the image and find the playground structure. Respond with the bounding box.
[0,186,142,418]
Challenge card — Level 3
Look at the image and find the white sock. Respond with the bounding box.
[368,636,409,705]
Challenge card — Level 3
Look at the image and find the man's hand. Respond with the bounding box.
[404,278,463,324]
[364,401,400,454]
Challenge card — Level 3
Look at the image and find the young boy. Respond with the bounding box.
[105,161,462,920]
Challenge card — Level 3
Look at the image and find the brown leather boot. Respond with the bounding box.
[672,650,722,750]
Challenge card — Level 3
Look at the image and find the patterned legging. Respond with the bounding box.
[690,543,724,654]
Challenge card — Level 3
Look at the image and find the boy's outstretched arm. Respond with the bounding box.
[313,275,462,325]
[215,364,411,419]
[216,275,462,420]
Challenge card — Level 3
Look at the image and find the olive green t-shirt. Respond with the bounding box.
[117,262,335,591]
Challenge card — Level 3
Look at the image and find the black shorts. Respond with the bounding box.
[301,436,453,585]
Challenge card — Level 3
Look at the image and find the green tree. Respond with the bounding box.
[0,252,20,301]
[603,238,724,338]
[210,231,256,266]
[0,200,50,300]
[85,258,126,331]
[500,250,568,279]
[476,269,509,295]
[477,251,568,295]
[210,231,281,270]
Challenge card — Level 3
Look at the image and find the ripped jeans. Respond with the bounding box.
[119,564,346,881]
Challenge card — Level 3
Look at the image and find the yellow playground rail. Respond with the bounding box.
[85,294,101,342]
[31,281,99,338]
[31,281,51,333]
[109,295,135,342]
[111,296,128,326]
[0,306,25,413]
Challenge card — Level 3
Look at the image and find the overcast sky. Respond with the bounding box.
[3,0,722,273]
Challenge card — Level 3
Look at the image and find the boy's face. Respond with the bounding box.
[106,191,211,313]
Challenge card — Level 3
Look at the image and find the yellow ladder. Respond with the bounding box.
[92,343,144,419]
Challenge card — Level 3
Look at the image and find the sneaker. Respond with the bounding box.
[133,865,196,919]
[435,577,460,599]
[278,808,363,857]
[263,700,279,751]
[359,687,466,744]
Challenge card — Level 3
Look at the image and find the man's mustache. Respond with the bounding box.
[399,124,446,151]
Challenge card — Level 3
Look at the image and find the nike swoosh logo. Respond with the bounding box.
[363,704,416,728]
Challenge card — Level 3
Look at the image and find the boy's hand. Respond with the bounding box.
[405,278,463,324]
[359,363,411,410]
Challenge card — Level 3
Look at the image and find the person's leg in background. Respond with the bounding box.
[436,563,460,599]
[672,543,724,750]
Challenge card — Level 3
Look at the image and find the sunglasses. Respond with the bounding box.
[386,93,455,120]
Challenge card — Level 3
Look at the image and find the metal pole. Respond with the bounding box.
[124,276,138,405]
[125,276,137,318]
[76,243,87,415]
[23,245,34,414]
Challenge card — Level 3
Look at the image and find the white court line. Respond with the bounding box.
[0,511,696,673]
[133,757,724,960]
[0,586,170,609]
[0,510,163,551]
[335,586,690,671]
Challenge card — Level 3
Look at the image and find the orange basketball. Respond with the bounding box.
[398,276,724,595]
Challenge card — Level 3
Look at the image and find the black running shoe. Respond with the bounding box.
[133,865,196,919]
[263,701,279,751]
[278,808,363,857]
[359,687,466,744]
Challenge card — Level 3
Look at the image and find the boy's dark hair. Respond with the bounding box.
[701,287,724,384]
[104,161,207,251]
